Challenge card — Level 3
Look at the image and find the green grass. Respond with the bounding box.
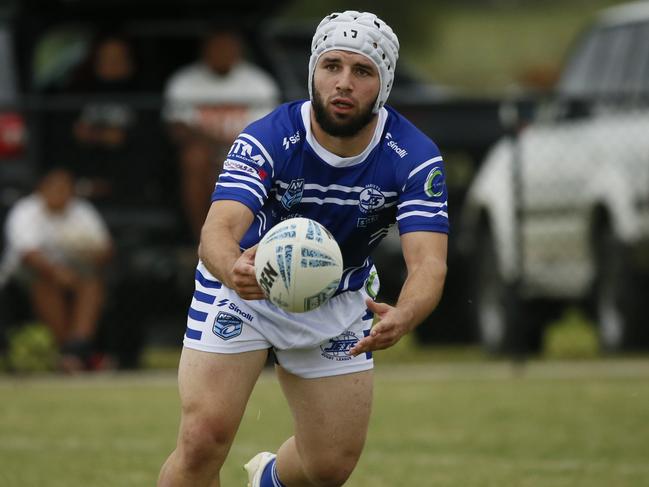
[2,359,649,486]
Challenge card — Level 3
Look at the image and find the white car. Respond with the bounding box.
[460,1,649,353]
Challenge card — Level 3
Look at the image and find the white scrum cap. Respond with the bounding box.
[308,11,400,113]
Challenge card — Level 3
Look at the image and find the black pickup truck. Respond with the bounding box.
[0,0,520,362]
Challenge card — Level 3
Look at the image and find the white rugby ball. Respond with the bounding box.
[254,217,343,313]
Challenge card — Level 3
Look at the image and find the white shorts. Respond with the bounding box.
[182,262,378,379]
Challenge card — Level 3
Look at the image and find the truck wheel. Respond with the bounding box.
[473,228,543,355]
[594,226,647,351]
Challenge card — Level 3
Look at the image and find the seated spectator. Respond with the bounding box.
[73,35,138,146]
[0,168,113,372]
[64,34,143,201]
[164,27,280,239]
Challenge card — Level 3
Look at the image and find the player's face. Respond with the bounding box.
[312,50,379,137]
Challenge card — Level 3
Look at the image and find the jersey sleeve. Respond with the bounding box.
[211,114,277,215]
[396,154,449,235]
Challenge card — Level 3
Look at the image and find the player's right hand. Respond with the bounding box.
[230,246,266,301]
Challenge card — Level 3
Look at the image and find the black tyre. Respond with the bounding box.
[472,227,543,355]
[593,226,648,351]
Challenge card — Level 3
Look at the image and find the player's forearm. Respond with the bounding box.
[395,255,447,330]
[197,201,255,288]
[198,224,242,288]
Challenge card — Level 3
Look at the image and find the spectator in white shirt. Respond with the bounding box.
[1,168,113,371]
[164,27,279,240]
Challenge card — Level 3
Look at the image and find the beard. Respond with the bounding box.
[312,87,377,138]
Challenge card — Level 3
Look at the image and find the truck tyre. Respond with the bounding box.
[594,225,647,351]
[473,227,543,355]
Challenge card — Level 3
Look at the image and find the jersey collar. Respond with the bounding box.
[301,101,387,168]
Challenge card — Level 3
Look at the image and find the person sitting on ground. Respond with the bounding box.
[0,168,113,371]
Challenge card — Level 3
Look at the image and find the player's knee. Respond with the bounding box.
[302,452,357,487]
[176,414,235,470]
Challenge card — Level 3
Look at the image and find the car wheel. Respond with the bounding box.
[473,227,543,355]
[593,226,646,351]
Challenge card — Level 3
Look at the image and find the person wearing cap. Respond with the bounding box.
[158,11,448,487]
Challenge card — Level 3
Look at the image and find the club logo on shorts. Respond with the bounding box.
[320,331,360,361]
[358,185,385,213]
[212,312,243,340]
[281,179,304,210]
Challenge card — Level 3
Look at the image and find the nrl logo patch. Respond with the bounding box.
[212,312,243,340]
[281,178,304,210]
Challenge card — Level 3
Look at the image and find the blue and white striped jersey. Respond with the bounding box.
[212,100,449,295]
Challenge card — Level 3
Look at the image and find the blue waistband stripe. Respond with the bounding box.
[185,327,202,340]
[193,289,216,304]
[362,309,374,321]
[188,307,208,322]
[195,269,222,289]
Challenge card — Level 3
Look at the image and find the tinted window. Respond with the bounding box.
[617,22,649,98]
[596,25,635,97]
[560,23,642,99]
[637,23,649,97]
[559,28,603,97]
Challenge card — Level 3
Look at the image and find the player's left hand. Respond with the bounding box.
[349,298,414,356]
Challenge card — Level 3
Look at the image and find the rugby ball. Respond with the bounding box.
[254,217,343,313]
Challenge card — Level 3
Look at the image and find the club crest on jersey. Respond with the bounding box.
[425,167,445,198]
[358,184,385,213]
[320,331,360,361]
[281,179,304,210]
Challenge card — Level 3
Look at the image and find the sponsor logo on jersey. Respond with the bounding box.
[281,178,304,209]
[357,214,380,227]
[385,132,407,158]
[320,331,360,361]
[212,312,243,340]
[216,298,254,322]
[223,159,260,178]
[282,131,301,150]
[358,184,385,213]
[425,167,445,198]
[228,138,266,166]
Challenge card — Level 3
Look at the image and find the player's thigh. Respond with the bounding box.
[277,366,373,459]
[177,347,268,446]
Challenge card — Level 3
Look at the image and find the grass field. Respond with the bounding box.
[2,357,649,487]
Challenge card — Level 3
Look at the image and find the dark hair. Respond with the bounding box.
[66,33,137,91]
